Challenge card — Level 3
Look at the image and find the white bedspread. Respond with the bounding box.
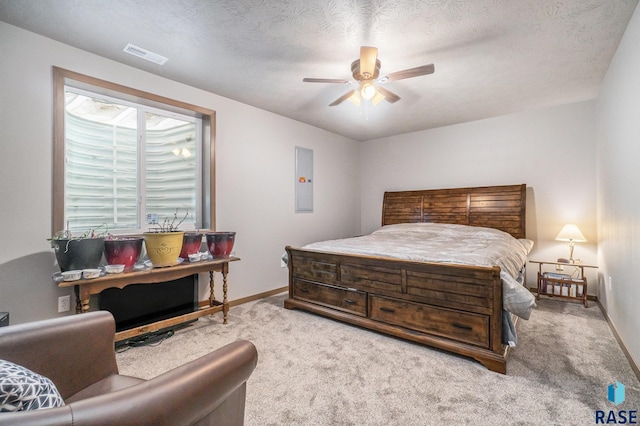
[303,223,536,320]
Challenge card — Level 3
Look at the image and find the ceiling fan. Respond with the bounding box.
[303,46,435,107]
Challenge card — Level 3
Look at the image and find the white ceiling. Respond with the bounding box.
[0,0,638,141]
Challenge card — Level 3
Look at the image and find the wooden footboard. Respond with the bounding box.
[284,247,509,373]
[284,184,527,374]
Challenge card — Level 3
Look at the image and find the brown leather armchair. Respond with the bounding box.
[0,311,258,425]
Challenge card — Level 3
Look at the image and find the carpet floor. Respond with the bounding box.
[116,293,639,425]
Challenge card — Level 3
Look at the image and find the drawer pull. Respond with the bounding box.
[380,307,395,313]
[298,288,310,293]
[344,299,356,305]
[452,323,472,331]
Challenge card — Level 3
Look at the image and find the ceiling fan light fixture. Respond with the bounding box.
[348,91,362,106]
[360,82,376,100]
[371,91,385,106]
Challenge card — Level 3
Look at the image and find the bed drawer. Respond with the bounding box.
[405,270,495,314]
[293,279,367,317]
[369,295,489,347]
[291,256,338,285]
[340,263,403,293]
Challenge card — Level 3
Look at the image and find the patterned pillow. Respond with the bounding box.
[0,359,65,412]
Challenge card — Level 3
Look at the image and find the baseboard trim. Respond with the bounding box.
[230,286,288,307]
[597,301,640,382]
[198,286,288,309]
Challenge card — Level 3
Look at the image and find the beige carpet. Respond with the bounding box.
[116,293,639,425]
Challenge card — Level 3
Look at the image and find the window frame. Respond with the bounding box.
[52,67,216,235]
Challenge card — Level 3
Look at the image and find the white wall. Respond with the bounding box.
[0,22,361,324]
[595,3,640,369]
[360,101,599,290]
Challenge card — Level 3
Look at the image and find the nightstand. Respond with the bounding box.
[529,260,598,307]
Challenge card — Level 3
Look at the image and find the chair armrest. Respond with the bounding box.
[0,311,118,399]
[71,339,259,425]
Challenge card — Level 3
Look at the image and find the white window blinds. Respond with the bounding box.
[63,90,201,233]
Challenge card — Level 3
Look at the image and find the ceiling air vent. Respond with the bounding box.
[123,43,168,65]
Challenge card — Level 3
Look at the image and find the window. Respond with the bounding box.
[53,67,215,235]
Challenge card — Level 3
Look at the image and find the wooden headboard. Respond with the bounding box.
[382,184,527,239]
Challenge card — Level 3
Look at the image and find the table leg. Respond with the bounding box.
[74,286,82,314]
[222,263,229,324]
[209,270,215,307]
[76,286,91,313]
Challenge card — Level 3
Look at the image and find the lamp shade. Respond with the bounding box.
[555,224,587,242]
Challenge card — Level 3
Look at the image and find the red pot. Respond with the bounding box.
[206,232,236,258]
[180,233,204,259]
[104,237,143,271]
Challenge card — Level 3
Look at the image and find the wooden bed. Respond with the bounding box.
[284,184,527,373]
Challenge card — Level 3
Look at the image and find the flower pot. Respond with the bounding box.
[206,232,236,258]
[180,232,204,259]
[52,237,105,272]
[143,232,184,267]
[104,237,144,271]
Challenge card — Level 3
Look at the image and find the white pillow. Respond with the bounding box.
[518,238,535,254]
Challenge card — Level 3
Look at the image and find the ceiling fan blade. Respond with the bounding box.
[375,86,401,103]
[329,90,357,106]
[359,46,378,79]
[303,78,351,84]
[380,64,435,82]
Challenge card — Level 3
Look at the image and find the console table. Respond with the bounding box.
[57,257,240,341]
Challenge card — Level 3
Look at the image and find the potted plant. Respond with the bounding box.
[104,236,144,271]
[143,209,187,267]
[49,224,107,272]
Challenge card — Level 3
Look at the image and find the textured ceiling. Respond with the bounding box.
[0,0,638,141]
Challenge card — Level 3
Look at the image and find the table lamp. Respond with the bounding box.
[555,224,587,263]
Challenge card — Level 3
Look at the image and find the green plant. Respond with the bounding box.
[49,222,109,252]
[147,209,189,233]
[50,222,109,240]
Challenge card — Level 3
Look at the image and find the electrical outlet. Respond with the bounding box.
[58,295,71,313]
[608,276,613,291]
